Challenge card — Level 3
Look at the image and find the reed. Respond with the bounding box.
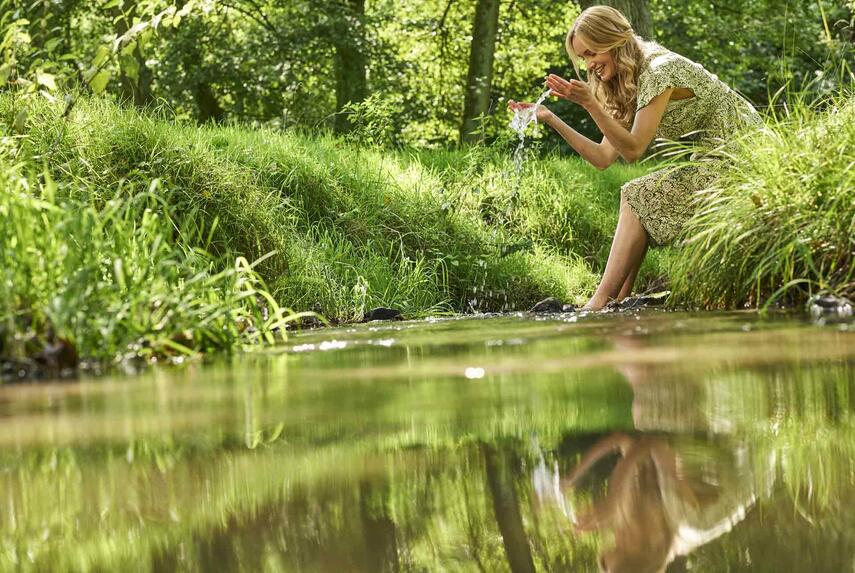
[669,92,855,308]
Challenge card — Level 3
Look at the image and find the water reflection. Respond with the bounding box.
[0,313,853,571]
[544,432,769,573]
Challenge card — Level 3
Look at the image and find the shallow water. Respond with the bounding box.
[1,310,854,572]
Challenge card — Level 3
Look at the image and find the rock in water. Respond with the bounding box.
[808,295,853,318]
[531,297,575,313]
[609,291,671,310]
[362,307,403,322]
[34,337,79,371]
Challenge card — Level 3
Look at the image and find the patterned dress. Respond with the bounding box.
[621,45,763,246]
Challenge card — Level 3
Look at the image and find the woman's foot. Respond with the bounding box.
[581,295,611,311]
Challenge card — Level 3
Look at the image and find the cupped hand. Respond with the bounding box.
[507,99,552,123]
[545,74,598,111]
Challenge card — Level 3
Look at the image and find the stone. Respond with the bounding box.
[362,307,403,322]
[33,337,79,371]
[808,295,853,318]
[610,291,671,311]
[531,297,566,313]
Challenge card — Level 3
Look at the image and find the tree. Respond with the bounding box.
[113,4,153,107]
[579,0,652,40]
[334,0,369,133]
[460,0,501,144]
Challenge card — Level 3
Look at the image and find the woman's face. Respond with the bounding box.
[571,34,616,82]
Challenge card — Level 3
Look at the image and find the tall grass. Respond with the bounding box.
[0,157,300,363]
[669,93,855,308]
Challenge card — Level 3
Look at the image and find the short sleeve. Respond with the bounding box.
[636,54,698,110]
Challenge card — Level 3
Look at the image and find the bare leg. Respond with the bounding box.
[617,242,648,300]
[584,195,649,310]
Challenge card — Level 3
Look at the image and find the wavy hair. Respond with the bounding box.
[566,6,649,128]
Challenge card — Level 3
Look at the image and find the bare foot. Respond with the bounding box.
[582,295,610,311]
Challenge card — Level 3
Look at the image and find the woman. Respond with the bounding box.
[509,6,762,310]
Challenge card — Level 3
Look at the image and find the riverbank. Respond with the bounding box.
[1,93,852,369]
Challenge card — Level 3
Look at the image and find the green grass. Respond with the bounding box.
[669,92,855,308]
[0,158,299,363]
[0,94,655,364]
[4,90,851,366]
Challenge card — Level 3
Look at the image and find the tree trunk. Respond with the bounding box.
[483,444,536,573]
[359,480,400,573]
[333,0,368,134]
[194,82,225,123]
[579,0,652,40]
[112,5,153,107]
[459,0,500,144]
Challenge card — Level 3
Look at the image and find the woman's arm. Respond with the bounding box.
[508,100,617,169]
[541,111,619,170]
[546,74,673,163]
[588,92,671,162]
[560,432,635,489]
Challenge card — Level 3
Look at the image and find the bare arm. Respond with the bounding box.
[588,90,672,162]
[541,112,619,170]
[560,432,635,489]
[545,74,674,164]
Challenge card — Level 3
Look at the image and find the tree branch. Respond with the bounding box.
[220,0,281,37]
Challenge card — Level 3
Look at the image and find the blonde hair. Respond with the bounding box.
[566,6,648,127]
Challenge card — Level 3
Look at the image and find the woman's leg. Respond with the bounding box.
[584,194,649,310]
[617,242,648,300]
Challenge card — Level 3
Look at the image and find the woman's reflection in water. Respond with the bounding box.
[538,335,771,573]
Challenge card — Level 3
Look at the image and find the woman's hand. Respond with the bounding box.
[507,99,553,123]
[546,74,599,112]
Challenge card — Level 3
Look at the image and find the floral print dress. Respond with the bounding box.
[621,46,763,246]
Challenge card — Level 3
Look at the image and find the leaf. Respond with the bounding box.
[177,1,194,17]
[91,45,110,68]
[137,29,153,50]
[120,39,136,56]
[12,107,27,133]
[42,166,57,201]
[155,6,177,29]
[0,64,11,84]
[44,37,63,52]
[102,0,121,9]
[88,70,111,94]
[120,52,139,82]
[39,89,57,103]
[35,71,56,90]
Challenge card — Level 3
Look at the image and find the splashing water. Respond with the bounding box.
[509,88,551,176]
[467,89,551,314]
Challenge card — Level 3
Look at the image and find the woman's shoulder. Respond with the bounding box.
[635,43,711,109]
[640,43,696,76]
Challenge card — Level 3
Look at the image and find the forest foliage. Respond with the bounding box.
[1,0,852,147]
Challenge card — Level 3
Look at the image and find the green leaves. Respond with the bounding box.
[0,63,11,85]
[12,107,27,133]
[88,70,111,95]
[35,70,56,90]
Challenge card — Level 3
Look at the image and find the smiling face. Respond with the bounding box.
[571,34,616,82]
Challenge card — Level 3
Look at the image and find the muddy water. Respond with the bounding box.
[1,310,854,572]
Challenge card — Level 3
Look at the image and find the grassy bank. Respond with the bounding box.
[671,92,855,308]
[0,94,652,365]
[2,92,852,367]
